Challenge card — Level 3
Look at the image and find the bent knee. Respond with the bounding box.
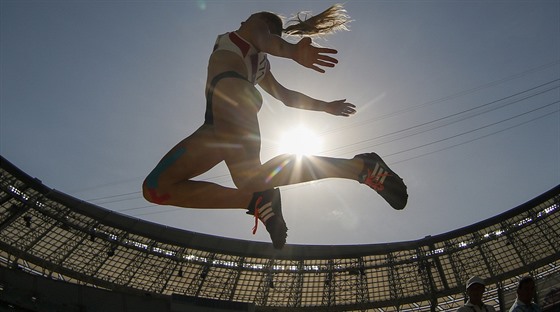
[142,180,153,202]
[143,147,188,204]
[142,179,171,205]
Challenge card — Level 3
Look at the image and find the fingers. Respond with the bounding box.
[296,37,339,72]
[315,60,336,68]
[317,54,338,64]
[298,37,337,54]
[310,65,326,73]
[341,106,356,116]
[339,100,356,116]
[344,107,356,116]
[316,47,338,55]
[325,100,357,116]
[311,55,337,72]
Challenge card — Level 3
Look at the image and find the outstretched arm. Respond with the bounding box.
[258,70,356,117]
[239,19,338,73]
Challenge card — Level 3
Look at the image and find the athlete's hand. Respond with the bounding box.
[324,99,356,117]
[294,37,338,73]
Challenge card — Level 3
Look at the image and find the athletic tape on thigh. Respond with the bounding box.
[145,147,186,203]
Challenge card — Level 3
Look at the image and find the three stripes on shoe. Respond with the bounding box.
[252,197,275,234]
[365,162,390,191]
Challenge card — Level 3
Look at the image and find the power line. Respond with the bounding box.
[322,80,559,156]
[95,99,559,208]
[304,60,560,137]
[391,109,559,165]
[385,101,559,159]
[80,76,560,209]
[72,63,559,196]
[86,191,138,202]
[195,79,560,187]
[279,103,559,193]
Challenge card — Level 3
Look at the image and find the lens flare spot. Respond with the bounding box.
[277,126,323,157]
[265,158,292,184]
[197,0,206,10]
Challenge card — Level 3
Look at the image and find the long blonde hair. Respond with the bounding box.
[254,4,350,37]
[283,4,351,36]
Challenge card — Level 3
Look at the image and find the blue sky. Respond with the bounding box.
[1,0,558,245]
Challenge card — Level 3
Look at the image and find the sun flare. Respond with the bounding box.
[277,126,323,156]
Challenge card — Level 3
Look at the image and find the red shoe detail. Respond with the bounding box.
[364,169,391,191]
[246,189,287,249]
[356,153,408,210]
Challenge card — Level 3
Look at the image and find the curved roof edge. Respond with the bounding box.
[2,155,559,260]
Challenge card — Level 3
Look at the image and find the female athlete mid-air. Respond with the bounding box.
[143,4,408,249]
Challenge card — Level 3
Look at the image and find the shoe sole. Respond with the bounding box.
[357,153,408,210]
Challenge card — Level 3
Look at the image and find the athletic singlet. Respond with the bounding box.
[204,32,268,125]
[212,32,269,84]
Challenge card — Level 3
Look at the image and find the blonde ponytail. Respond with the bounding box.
[283,4,351,37]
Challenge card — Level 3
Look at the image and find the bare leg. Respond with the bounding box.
[142,124,253,209]
[212,78,363,192]
[143,78,364,209]
[243,154,363,190]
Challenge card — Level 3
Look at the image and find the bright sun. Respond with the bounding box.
[277,126,323,156]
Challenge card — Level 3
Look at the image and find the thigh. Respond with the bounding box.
[211,77,264,186]
[148,124,225,188]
